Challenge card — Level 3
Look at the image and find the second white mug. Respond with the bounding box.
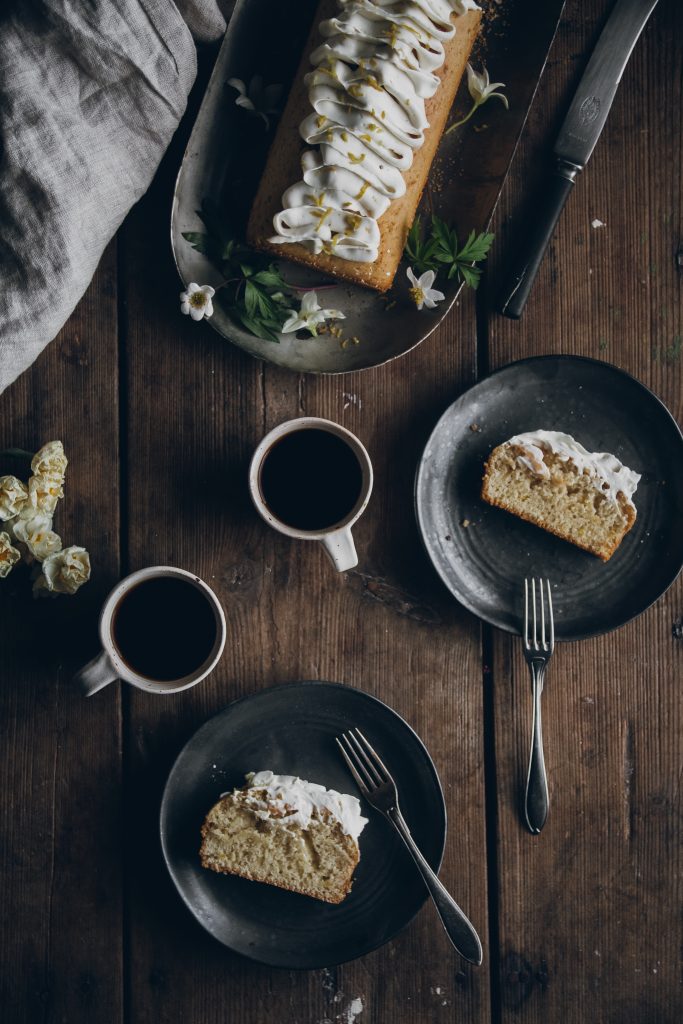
[248,417,373,572]
[73,566,227,696]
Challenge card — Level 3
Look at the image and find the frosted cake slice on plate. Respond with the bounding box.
[200,770,368,904]
[481,430,641,561]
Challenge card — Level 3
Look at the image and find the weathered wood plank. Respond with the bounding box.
[487,0,683,1020]
[0,247,122,1023]
[120,116,489,1019]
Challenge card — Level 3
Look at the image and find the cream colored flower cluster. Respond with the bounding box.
[0,441,91,596]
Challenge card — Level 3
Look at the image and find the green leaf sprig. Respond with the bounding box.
[405,215,494,290]
[182,199,294,342]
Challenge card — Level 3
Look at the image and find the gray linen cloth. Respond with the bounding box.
[0,0,231,394]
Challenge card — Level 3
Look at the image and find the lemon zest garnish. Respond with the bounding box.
[313,207,333,229]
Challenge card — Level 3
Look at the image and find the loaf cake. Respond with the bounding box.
[200,770,368,903]
[247,0,482,291]
[481,430,641,561]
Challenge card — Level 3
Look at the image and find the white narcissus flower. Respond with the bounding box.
[27,473,63,515]
[445,62,509,136]
[281,291,346,336]
[465,64,509,110]
[0,531,21,578]
[180,283,215,322]
[0,475,28,520]
[12,512,62,561]
[406,267,446,310]
[35,546,91,596]
[227,76,283,130]
[31,440,68,480]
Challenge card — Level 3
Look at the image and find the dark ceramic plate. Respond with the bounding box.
[415,356,683,640]
[160,681,446,968]
[171,0,566,372]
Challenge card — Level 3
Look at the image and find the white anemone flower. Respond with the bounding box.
[281,291,346,336]
[227,76,283,130]
[12,512,62,562]
[180,283,215,322]
[31,440,67,480]
[34,545,91,596]
[0,531,21,578]
[0,475,28,520]
[406,267,445,311]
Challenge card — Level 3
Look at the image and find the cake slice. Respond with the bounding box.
[199,770,368,904]
[481,430,641,561]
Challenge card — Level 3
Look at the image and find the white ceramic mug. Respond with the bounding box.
[73,566,227,697]
[248,417,373,572]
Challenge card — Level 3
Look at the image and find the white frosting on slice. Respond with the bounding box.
[268,0,480,263]
[506,430,641,508]
[239,770,368,842]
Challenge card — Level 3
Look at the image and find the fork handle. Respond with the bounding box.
[525,660,549,834]
[389,807,483,965]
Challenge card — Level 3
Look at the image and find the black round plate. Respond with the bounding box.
[160,681,446,968]
[415,356,683,640]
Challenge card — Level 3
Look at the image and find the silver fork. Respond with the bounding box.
[336,728,483,965]
[522,577,555,834]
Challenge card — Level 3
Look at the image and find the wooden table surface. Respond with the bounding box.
[1,1,681,1021]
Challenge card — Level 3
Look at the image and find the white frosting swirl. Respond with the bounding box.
[268,0,479,263]
[237,770,368,841]
[506,430,641,508]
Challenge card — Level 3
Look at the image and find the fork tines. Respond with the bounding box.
[524,577,555,652]
[335,728,393,795]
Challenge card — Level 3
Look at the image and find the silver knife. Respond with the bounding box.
[500,0,660,319]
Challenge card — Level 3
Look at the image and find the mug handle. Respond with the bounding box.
[321,527,358,573]
[73,650,119,697]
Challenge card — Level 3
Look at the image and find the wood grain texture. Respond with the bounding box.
[486,0,683,1020]
[1,0,681,1021]
[0,247,122,1023]
[120,122,489,1020]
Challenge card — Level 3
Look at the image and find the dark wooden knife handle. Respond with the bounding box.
[500,161,581,320]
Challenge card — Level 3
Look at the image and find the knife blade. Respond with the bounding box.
[500,0,660,319]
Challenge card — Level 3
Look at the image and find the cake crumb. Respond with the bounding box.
[469,422,481,432]
[344,997,364,1023]
[343,392,362,411]
[461,518,471,528]
[591,218,606,229]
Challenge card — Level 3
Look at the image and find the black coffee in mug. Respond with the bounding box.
[259,427,363,531]
[112,576,218,681]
